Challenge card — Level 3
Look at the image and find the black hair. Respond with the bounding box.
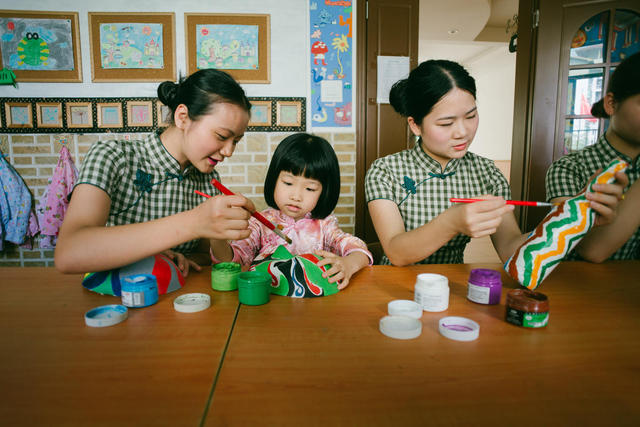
[264,133,341,219]
[157,69,251,125]
[591,52,640,119]
[389,59,477,125]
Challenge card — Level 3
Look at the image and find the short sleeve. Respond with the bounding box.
[75,140,124,198]
[365,158,396,203]
[545,155,587,201]
[485,162,511,200]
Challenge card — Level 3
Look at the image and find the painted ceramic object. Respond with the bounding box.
[82,254,185,296]
[505,159,628,290]
[250,245,338,298]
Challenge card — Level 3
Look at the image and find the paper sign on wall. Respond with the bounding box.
[376,56,410,104]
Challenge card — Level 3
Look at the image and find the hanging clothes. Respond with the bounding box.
[0,151,38,250]
[36,145,78,248]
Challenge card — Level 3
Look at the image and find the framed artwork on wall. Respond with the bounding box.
[0,10,82,82]
[88,12,176,82]
[66,102,93,128]
[248,100,272,127]
[276,100,302,127]
[4,101,33,128]
[185,13,270,83]
[96,102,123,128]
[126,100,153,127]
[156,100,171,127]
[35,102,62,128]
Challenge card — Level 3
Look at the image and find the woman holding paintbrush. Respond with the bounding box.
[55,69,255,276]
[365,60,626,266]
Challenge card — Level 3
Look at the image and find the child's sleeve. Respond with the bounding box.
[227,216,263,266]
[322,215,374,265]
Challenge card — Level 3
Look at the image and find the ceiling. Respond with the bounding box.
[419,0,519,42]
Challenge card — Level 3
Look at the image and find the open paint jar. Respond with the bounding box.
[505,288,549,328]
[211,262,241,291]
[237,271,271,306]
[120,274,158,308]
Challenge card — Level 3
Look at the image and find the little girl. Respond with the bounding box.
[211,133,372,289]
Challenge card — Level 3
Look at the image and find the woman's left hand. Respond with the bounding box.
[586,170,629,226]
[161,250,202,277]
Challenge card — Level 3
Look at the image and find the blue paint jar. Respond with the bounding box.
[121,274,159,308]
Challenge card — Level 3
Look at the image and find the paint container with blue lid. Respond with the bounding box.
[121,274,159,308]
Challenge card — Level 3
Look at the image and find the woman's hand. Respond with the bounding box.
[585,170,629,226]
[191,195,254,241]
[315,250,369,290]
[448,195,514,238]
[162,249,201,277]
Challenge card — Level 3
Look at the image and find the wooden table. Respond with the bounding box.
[205,262,640,426]
[0,267,238,426]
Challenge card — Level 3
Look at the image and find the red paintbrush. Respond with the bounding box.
[195,180,293,244]
[450,198,557,207]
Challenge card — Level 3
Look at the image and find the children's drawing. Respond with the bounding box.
[0,18,75,71]
[40,106,60,125]
[196,24,259,70]
[10,106,30,124]
[101,106,120,125]
[309,1,353,128]
[70,106,89,125]
[99,23,163,69]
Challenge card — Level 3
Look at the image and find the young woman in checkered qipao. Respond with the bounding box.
[365,60,626,266]
[546,52,639,262]
[55,70,255,278]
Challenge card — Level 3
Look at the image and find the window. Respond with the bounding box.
[563,8,639,153]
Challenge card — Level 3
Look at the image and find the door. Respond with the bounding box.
[511,0,639,231]
[355,0,419,252]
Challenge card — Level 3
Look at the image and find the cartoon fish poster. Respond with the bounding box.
[309,0,354,129]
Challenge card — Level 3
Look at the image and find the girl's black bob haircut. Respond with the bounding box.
[264,133,340,219]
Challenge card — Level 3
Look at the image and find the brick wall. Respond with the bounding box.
[0,131,357,267]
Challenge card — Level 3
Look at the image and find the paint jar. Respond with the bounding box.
[414,273,449,312]
[505,288,549,328]
[237,271,271,306]
[467,268,502,305]
[121,274,159,308]
[211,262,241,291]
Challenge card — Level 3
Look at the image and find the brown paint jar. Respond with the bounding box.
[505,288,549,328]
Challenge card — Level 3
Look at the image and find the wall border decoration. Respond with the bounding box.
[0,10,82,83]
[0,97,305,133]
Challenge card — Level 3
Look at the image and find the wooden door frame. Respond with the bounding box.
[355,0,367,239]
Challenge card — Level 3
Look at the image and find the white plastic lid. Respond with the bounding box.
[379,315,422,340]
[173,293,211,313]
[387,299,423,319]
[438,316,480,342]
[84,304,128,327]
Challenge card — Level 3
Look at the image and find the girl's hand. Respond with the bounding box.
[161,249,201,277]
[448,195,514,238]
[192,195,254,241]
[585,170,629,226]
[315,250,368,290]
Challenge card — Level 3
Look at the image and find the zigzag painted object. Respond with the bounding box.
[505,159,628,290]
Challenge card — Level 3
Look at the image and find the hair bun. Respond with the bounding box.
[157,81,178,108]
[389,78,409,116]
[590,98,609,119]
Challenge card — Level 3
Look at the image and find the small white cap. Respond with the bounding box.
[379,315,422,340]
[173,293,211,313]
[85,304,128,327]
[438,316,480,341]
[388,299,423,319]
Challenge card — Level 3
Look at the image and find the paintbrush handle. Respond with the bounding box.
[450,198,555,207]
